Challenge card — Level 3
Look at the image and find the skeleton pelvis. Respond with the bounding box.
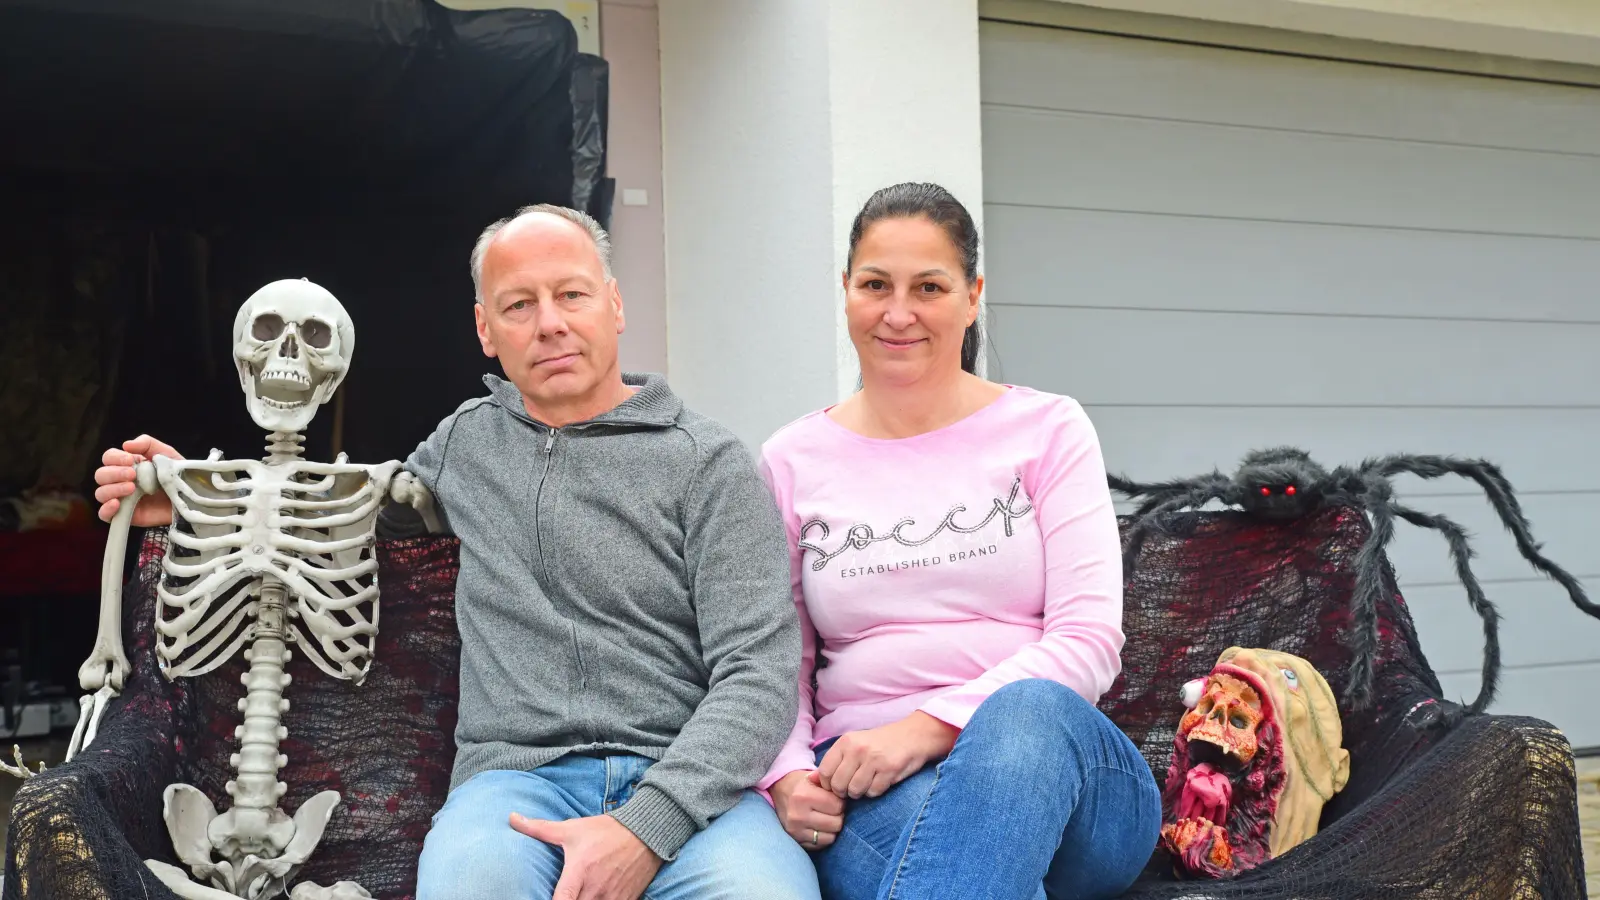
[157,783,346,899]
[211,806,296,859]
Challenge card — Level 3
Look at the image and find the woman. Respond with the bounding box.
[759,182,1160,899]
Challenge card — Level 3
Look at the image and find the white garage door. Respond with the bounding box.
[978,20,1600,747]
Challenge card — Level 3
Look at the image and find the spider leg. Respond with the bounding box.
[1365,454,1597,619]
[1119,477,1233,582]
[1391,503,1500,715]
[1344,475,1397,711]
[1108,472,1228,519]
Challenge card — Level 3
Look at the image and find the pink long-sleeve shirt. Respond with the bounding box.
[757,385,1126,791]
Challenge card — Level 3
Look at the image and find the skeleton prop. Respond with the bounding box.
[1159,647,1349,879]
[64,279,439,900]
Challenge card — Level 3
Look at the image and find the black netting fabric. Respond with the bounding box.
[1105,505,1586,899]
[4,533,462,900]
[5,505,1587,899]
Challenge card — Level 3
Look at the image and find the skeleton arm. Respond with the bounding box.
[65,460,158,762]
[80,460,158,693]
[388,471,442,534]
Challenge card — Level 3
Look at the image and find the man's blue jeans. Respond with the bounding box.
[812,678,1162,900]
[416,754,821,899]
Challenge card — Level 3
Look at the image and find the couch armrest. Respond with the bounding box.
[1126,713,1587,899]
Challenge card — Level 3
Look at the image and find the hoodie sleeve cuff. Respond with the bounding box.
[608,784,699,861]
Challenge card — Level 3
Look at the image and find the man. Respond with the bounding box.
[93,205,825,900]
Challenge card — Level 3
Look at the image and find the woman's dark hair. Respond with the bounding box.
[846,182,983,374]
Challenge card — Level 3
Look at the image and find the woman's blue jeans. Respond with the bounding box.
[811,678,1161,900]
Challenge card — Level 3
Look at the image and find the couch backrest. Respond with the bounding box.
[133,505,1446,898]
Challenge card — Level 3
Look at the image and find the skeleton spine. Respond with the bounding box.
[227,428,306,808]
[229,577,292,809]
[266,431,305,463]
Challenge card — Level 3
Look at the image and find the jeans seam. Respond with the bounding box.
[838,817,894,865]
[884,762,944,900]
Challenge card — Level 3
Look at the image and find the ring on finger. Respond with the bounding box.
[810,828,819,846]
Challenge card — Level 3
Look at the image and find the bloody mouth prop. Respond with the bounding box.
[1159,648,1350,879]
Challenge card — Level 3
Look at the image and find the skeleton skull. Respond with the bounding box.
[232,279,354,433]
[1179,672,1263,766]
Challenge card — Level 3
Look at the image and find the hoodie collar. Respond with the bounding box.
[483,372,682,429]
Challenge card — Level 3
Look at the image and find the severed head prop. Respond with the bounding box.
[1159,647,1349,879]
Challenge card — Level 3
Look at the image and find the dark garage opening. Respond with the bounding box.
[0,0,610,734]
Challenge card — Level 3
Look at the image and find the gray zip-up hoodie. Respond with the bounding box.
[397,372,800,860]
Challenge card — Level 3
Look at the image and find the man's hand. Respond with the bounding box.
[509,812,662,900]
[817,711,959,800]
[94,435,184,526]
[768,769,845,849]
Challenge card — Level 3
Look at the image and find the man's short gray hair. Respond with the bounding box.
[470,203,613,303]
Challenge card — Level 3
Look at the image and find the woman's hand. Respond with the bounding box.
[816,711,959,800]
[769,770,846,850]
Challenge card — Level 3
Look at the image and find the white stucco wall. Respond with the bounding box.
[657,0,986,448]
[600,0,669,377]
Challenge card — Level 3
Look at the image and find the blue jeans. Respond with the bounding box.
[813,679,1161,900]
[416,753,821,899]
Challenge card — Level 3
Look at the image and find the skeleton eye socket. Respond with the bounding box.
[1229,714,1249,729]
[301,319,332,349]
[252,314,285,341]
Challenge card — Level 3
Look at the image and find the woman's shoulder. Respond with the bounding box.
[758,406,839,464]
[993,384,1094,429]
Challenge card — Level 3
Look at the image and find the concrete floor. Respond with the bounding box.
[4,741,1599,893]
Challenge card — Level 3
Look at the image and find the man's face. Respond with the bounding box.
[473,214,625,415]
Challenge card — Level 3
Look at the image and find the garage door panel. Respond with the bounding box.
[979,21,1600,156]
[984,204,1600,323]
[988,306,1600,407]
[1407,578,1600,677]
[1437,662,1600,746]
[1082,406,1600,497]
[981,19,1600,748]
[1382,492,1595,588]
[983,107,1600,238]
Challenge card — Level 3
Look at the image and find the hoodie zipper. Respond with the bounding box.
[533,426,590,707]
[533,426,557,583]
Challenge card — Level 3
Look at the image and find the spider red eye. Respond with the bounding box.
[1286,485,1297,496]
[1260,486,1271,496]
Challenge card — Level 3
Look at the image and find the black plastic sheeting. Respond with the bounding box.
[0,0,613,473]
[0,0,612,226]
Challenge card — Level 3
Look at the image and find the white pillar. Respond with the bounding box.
[658,0,985,449]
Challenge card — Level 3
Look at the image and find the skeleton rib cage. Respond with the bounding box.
[154,452,400,685]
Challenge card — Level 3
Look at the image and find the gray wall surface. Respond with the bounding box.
[978,19,1600,747]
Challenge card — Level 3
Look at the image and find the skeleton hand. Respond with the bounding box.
[95,435,184,526]
[1,744,46,780]
[1161,817,1235,877]
[389,471,442,534]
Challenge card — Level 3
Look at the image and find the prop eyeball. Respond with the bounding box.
[1281,667,1300,690]
[1180,678,1206,708]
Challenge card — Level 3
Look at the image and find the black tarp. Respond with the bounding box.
[0,0,612,481]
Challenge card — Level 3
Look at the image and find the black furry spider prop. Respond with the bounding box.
[1109,447,1599,718]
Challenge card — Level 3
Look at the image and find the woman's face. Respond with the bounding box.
[844,216,982,385]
